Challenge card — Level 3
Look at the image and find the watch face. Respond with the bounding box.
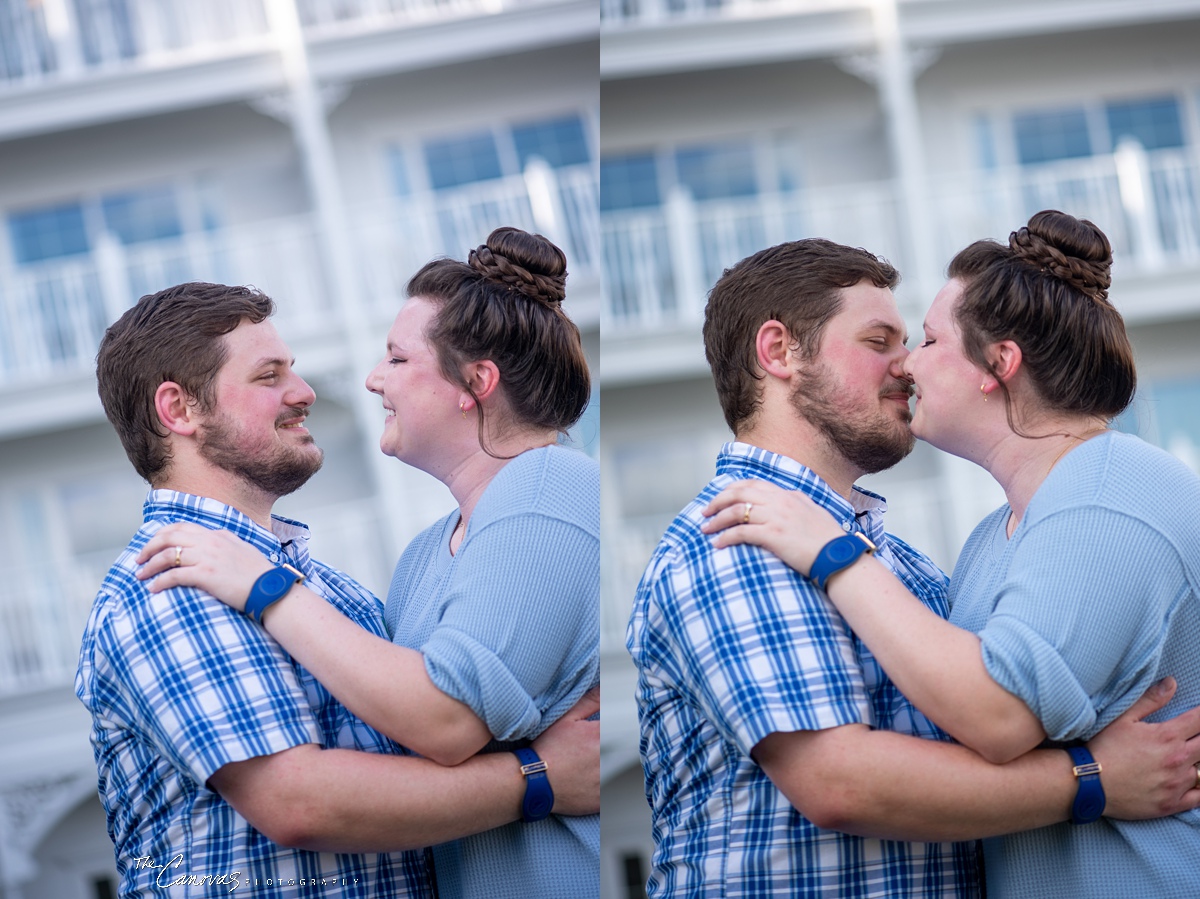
[262,570,288,593]
[828,538,858,563]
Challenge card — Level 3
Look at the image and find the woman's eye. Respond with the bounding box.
[919,339,935,348]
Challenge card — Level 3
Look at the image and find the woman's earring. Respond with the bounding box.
[459,402,467,418]
[980,382,988,402]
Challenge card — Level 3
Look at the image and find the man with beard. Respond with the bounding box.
[626,240,1200,897]
[79,282,598,898]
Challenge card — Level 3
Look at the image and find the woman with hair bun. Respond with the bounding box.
[141,227,599,897]
[703,210,1200,895]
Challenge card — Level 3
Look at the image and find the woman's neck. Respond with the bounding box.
[980,417,1109,534]
[442,429,558,532]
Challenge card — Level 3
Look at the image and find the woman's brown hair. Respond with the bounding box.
[949,209,1136,428]
[406,227,590,454]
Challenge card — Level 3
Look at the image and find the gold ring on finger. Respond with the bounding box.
[743,502,753,525]
[174,546,183,568]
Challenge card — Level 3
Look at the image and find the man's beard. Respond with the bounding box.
[789,361,914,475]
[198,407,324,498]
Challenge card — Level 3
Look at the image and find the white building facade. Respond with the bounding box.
[0,1,598,896]
[599,2,1200,896]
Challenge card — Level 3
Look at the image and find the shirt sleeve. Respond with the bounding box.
[95,582,323,786]
[978,507,1187,741]
[650,540,871,759]
[421,512,599,742]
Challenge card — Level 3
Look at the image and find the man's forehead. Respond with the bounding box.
[831,283,906,335]
[221,319,293,366]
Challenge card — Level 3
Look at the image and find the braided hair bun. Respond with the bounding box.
[406,226,589,452]
[948,208,1134,424]
[1008,210,1113,303]
[468,227,567,309]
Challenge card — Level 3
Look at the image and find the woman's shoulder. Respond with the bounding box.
[476,445,598,529]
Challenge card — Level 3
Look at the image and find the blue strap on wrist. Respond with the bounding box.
[1066,745,1105,824]
[244,564,304,624]
[513,747,553,822]
[808,532,876,590]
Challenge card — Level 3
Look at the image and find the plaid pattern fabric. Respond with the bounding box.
[627,443,979,898]
[76,490,429,898]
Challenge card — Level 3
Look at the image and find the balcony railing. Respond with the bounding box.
[602,180,903,333]
[0,0,567,89]
[601,147,1200,334]
[600,0,838,27]
[0,165,598,389]
[0,217,329,386]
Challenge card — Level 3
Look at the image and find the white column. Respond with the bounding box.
[263,0,407,560]
[870,0,940,308]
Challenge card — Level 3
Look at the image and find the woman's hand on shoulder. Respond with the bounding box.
[701,480,846,576]
[135,522,273,611]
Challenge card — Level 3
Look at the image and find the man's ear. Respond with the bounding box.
[458,360,501,412]
[154,382,200,436]
[755,320,798,380]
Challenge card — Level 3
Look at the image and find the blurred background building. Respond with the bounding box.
[0,0,597,895]
[598,0,1200,896]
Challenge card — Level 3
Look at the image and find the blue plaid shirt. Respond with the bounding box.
[627,443,979,897]
[75,490,430,898]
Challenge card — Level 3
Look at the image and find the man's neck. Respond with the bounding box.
[735,421,862,501]
[156,469,278,530]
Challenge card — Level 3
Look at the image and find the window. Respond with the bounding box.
[101,186,183,245]
[423,130,503,190]
[417,113,593,192]
[513,115,591,170]
[674,141,758,201]
[600,153,661,211]
[1013,107,1092,165]
[1105,96,1185,152]
[9,202,90,264]
[622,852,649,899]
[1010,95,1188,166]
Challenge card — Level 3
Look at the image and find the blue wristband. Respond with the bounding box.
[513,747,554,822]
[244,564,304,624]
[1066,745,1105,824]
[808,533,876,590]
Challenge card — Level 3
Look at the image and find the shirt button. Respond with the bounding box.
[841,520,853,532]
[269,552,281,563]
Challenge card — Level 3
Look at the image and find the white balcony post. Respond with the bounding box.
[263,0,407,559]
[524,156,569,250]
[664,186,705,321]
[869,0,939,302]
[40,0,85,76]
[94,232,132,327]
[1114,138,1165,272]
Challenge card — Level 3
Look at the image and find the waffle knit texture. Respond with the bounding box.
[385,444,600,899]
[949,430,1200,897]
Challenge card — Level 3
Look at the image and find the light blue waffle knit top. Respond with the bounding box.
[384,444,600,899]
[948,430,1200,898]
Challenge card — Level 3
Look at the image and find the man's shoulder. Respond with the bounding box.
[879,530,949,592]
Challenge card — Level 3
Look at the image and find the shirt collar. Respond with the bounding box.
[716,441,888,542]
[143,489,312,559]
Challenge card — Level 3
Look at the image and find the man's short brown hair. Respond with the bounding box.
[702,239,900,433]
[96,282,274,484]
